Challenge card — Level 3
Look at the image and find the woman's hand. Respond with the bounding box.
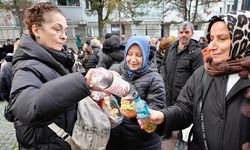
[85,68,112,95]
[85,68,95,89]
[137,109,165,129]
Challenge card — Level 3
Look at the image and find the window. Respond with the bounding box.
[227,5,230,12]
[86,0,91,9]
[111,24,120,35]
[194,25,198,30]
[57,0,80,6]
[58,0,66,6]
[242,0,250,10]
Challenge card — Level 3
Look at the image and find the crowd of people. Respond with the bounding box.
[0,1,249,150]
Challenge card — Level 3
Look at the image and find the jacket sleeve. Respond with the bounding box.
[192,50,203,72]
[160,69,198,133]
[160,49,168,80]
[97,51,109,69]
[10,70,90,126]
[147,73,166,110]
[0,63,11,101]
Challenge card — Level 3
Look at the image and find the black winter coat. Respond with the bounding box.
[97,48,124,69]
[155,51,163,73]
[160,39,203,106]
[161,66,250,150]
[83,47,100,73]
[107,64,166,150]
[10,34,90,149]
[0,60,12,101]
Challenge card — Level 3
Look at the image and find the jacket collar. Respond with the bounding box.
[226,78,250,101]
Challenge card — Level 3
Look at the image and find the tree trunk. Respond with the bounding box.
[192,0,198,23]
[13,0,23,37]
[184,0,187,20]
[188,0,192,22]
[98,16,104,42]
[18,13,23,37]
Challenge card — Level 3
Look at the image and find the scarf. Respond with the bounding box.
[205,56,250,78]
[205,56,250,99]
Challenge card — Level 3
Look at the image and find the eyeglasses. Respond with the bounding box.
[52,27,68,37]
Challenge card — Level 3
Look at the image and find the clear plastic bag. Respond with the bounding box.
[91,91,123,128]
[101,95,123,128]
[120,98,136,118]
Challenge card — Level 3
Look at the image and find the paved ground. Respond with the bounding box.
[0,101,18,150]
[161,131,188,150]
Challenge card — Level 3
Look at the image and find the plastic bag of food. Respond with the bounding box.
[120,98,136,118]
[101,95,123,128]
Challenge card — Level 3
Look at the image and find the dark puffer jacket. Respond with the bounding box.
[83,46,100,73]
[10,34,90,149]
[108,64,166,150]
[97,49,124,69]
[107,36,166,150]
[160,39,203,106]
[0,54,13,101]
[161,66,250,150]
[97,35,124,69]
[155,51,163,72]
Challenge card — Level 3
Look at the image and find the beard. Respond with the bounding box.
[179,37,190,46]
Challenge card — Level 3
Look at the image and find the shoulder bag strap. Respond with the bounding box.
[48,122,72,145]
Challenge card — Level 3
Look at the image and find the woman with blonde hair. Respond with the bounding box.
[156,38,174,72]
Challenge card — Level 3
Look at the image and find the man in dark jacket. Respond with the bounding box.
[160,21,203,149]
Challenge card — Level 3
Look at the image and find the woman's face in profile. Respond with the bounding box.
[208,21,230,63]
[36,11,68,51]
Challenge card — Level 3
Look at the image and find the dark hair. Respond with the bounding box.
[85,40,91,46]
[206,16,224,43]
[105,33,112,39]
[68,47,75,54]
[199,37,206,42]
[25,2,63,39]
[102,35,120,53]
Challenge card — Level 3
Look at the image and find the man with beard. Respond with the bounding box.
[160,21,203,150]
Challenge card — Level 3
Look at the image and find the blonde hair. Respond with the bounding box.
[159,38,175,54]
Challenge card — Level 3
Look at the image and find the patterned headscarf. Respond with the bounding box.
[205,11,250,119]
[206,11,250,60]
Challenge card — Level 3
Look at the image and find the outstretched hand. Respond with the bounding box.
[137,109,165,129]
[85,68,112,95]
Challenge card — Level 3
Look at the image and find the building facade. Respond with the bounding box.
[0,0,249,42]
